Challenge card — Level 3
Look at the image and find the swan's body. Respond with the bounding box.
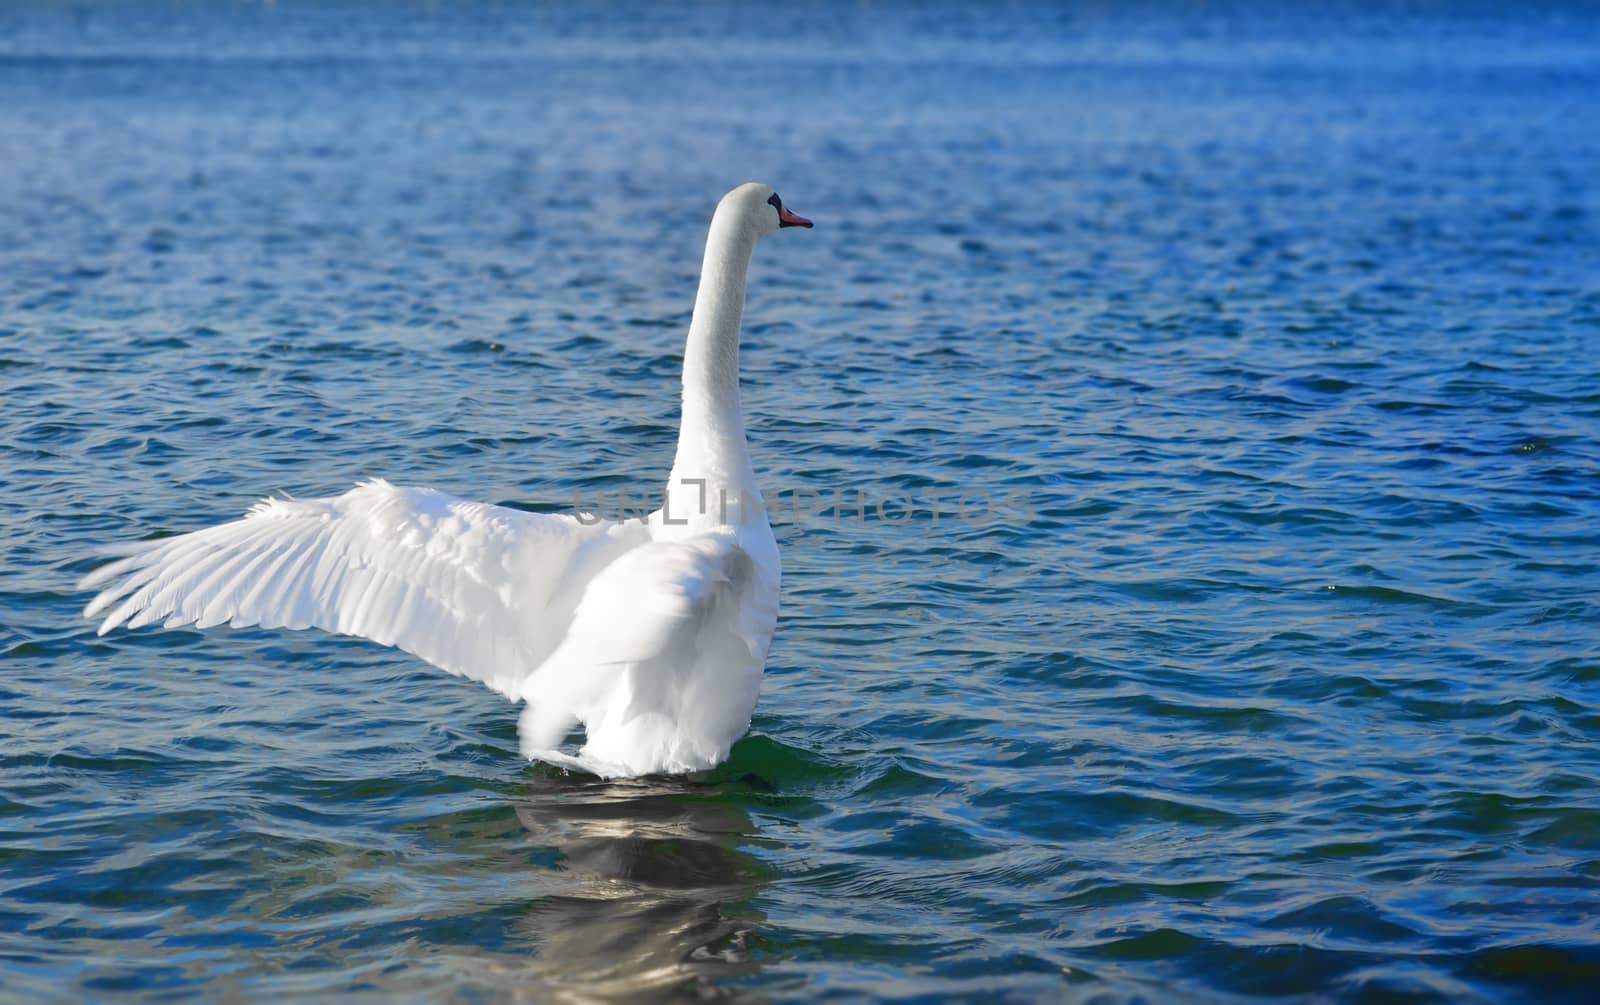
[81,182,812,778]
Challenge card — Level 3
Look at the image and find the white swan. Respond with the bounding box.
[81,182,813,778]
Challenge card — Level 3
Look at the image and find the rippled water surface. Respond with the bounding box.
[3,2,1599,1000]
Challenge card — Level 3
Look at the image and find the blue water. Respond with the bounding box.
[3,2,1599,1000]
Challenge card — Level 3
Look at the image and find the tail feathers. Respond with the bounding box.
[518,701,577,760]
[519,746,630,778]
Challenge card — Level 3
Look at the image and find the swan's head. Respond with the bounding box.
[717,182,813,241]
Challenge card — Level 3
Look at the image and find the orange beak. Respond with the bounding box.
[778,205,813,229]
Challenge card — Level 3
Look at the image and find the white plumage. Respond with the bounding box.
[82,182,811,777]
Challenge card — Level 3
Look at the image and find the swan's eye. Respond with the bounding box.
[767,193,782,210]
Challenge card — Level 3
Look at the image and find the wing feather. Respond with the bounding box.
[517,531,774,774]
[83,479,649,698]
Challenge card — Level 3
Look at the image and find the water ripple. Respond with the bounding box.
[2,1,1599,1001]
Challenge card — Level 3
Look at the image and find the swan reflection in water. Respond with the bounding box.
[511,767,773,998]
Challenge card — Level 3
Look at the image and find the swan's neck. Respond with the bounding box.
[666,215,761,526]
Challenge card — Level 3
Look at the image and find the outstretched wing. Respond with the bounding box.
[81,479,649,698]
